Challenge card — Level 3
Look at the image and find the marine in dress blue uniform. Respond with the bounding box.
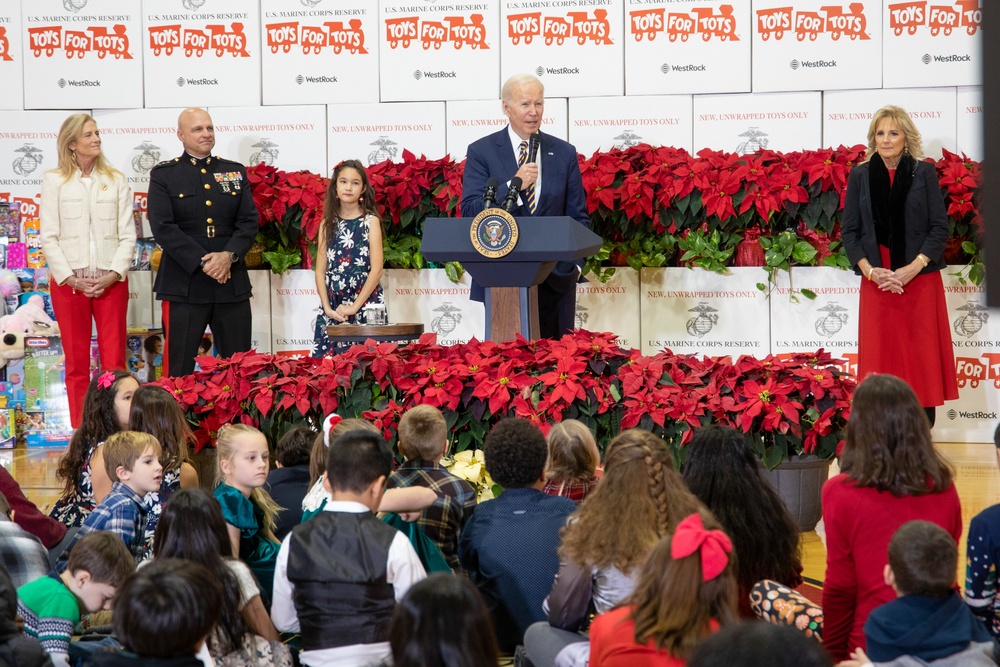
[147,108,257,376]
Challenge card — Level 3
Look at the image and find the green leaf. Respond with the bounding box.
[262,249,302,275]
[800,288,817,300]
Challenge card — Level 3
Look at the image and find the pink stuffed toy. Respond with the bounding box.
[0,294,59,368]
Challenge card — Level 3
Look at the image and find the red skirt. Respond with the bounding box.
[858,247,959,407]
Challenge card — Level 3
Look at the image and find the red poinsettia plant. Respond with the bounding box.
[934,148,984,283]
[246,144,982,282]
[156,332,853,469]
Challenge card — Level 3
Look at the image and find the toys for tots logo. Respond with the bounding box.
[385,14,489,50]
[0,27,13,62]
[506,9,613,46]
[266,19,368,55]
[148,22,249,57]
[756,2,870,41]
[887,0,981,36]
[27,24,133,59]
[629,6,739,43]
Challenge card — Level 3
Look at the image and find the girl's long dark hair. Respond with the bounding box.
[840,374,953,497]
[389,573,499,667]
[56,370,133,497]
[129,385,193,473]
[153,488,249,654]
[681,425,802,593]
[320,159,381,243]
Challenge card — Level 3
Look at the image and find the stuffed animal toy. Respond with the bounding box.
[0,294,59,368]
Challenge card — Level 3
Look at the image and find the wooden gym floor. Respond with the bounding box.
[3,441,997,586]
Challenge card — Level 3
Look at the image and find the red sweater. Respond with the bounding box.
[821,473,962,661]
[589,606,719,667]
[0,465,66,549]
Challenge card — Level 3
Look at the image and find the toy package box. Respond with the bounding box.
[126,328,164,384]
[22,335,71,448]
[0,202,19,243]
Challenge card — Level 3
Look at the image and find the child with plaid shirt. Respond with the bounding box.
[56,432,163,570]
[386,405,476,572]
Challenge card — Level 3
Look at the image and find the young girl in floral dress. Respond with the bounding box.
[311,159,385,357]
[50,370,137,527]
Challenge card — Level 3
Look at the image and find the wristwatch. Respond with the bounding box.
[228,251,239,263]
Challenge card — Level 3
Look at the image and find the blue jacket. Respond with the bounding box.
[460,128,590,300]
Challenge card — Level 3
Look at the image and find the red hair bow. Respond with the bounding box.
[323,413,343,448]
[97,371,116,390]
[671,513,733,582]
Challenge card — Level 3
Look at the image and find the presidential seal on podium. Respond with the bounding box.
[470,208,519,258]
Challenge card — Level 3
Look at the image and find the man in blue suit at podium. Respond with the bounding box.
[461,73,591,339]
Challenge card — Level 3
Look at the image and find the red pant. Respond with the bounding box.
[50,278,128,427]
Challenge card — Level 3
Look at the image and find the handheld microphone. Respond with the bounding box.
[528,133,540,164]
[483,177,498,209]
[501,177,523,213]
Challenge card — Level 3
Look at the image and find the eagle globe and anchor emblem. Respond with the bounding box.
[815,302,849,338]
[250,139,279,166]
[574,304,590,331]
[953,302,989,338]
[470,208,519,259]
[13,145,44,176]
[686,302,719,338]
[431,303,463,337]
[131,141,161,174]
[368,136,399,164]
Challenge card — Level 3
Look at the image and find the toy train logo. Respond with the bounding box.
[506,10,612,46]
[629,6,739,42]
[385,14,489,50]
[266,20,368,55]
[27,24,133,59]
[887,0,981,36]
[756,3,870,41]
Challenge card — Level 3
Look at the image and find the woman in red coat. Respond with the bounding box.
[840,105,958,427]
[822,374,961,661]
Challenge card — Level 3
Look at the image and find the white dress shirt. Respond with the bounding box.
[271,500,427,667]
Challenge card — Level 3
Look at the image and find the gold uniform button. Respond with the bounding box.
[206,200,212,206]
[207,217,213,223]
[204,184,210,189]
[178,193,184,198]
[201,168,207,174]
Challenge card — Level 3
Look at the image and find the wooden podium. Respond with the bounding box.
[422,215,602,341]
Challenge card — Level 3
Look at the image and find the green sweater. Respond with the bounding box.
[16,574,80,662]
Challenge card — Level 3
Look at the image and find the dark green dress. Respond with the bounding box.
[214,483,280,606]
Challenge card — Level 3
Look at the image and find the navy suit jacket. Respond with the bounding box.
[460,128,590,298]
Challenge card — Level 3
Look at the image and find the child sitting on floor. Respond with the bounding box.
[271,429,427,667]
[18,531,135,667]
[840,520,997,667]
[386,404,477,572]
[542,419,601,503]
[83,558,223,666]
[57,432,163,569]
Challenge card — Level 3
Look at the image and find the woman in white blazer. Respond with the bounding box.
[40,114,136,427]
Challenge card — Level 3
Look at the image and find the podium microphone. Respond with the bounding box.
[483,177,499,209]
[528,132,540,163]
[501,177,522,213]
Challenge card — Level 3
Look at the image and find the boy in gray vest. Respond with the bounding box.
[271,430,426,667]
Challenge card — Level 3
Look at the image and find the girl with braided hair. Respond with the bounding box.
[524,429,706,667]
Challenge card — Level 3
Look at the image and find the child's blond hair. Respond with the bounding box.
[103,431,162,482]
[398,405,448,461]
[215,424,281,539]
[546,420,599,483]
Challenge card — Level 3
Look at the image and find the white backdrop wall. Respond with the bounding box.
[0,0,988,441]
